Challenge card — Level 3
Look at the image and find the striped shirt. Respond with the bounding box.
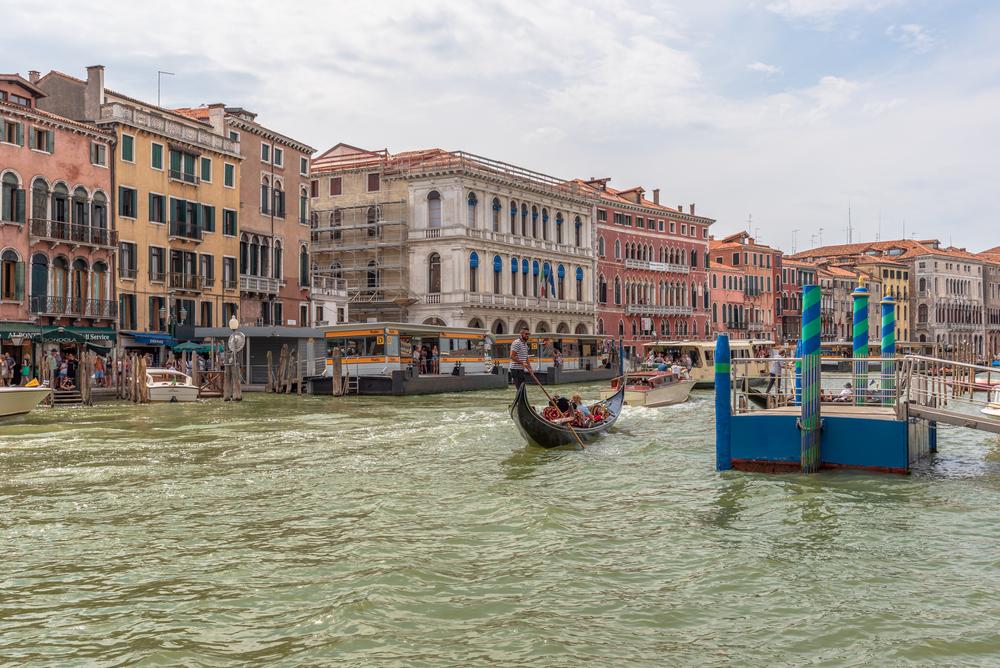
[509,338,530,370]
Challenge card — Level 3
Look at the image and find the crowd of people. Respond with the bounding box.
[0,352,33,387]
[411,344,440,375]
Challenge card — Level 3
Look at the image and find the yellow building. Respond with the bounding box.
[858,258,910,343]
[37,67,242,351]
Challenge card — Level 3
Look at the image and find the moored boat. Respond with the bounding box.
[510,383,625,448]
[0,386,52,418]
[146,368,199,402]
[601,372,695,408]
[983,388,1000,418]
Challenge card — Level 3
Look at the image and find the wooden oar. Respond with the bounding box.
[528,370,586,450]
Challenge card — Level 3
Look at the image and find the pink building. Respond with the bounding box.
[1,73,116,379]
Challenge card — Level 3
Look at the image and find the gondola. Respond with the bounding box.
[509,382,625,448]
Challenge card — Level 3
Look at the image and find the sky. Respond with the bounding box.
[5,0,999,253]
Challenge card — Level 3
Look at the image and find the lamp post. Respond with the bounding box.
[224,311,243,402]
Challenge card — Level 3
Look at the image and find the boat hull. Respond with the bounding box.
[148,385,200,402]
[602,379,696,408]
[510,383,625,448]
[0,387,51,417]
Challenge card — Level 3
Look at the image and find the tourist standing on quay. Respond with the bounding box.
[509,327,533,389]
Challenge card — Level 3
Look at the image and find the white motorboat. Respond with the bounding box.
[983,388,1000,418]
[146,368,199,402]
[0,386,51,418]
[601,371,697,408]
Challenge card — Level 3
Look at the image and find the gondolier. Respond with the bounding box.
[509,327,532,389]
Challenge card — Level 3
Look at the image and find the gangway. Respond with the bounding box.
[899,355,1000,434]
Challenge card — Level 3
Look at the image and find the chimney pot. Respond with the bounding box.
[28,70,40,84]
[690,203,696,215]
[677,204,684,213]
[653,188,660,205]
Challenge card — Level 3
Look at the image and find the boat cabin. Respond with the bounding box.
[641,339,775,387]
[491,333,614,372]
[322,322,490,376]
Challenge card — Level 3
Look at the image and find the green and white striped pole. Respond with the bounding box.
[881,296,896,406]
[852,285,870,406]
[800,284,822,473]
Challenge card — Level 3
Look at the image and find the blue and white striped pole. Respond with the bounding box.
[715,334,732,471]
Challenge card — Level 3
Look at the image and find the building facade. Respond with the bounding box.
[709,232,781,341]
[176,105,316,327]
[1,72,117,372]
[37,67,242,349]
[978,247,1000,357]
[310,145,596,334]
[583,179,712,355]
[709,262,746,337]
[777,259,817,342]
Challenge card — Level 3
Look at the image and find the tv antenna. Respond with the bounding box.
[791,228,800,254]
[157,70,175,107]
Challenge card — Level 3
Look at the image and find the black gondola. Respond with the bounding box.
[509,383,626,448]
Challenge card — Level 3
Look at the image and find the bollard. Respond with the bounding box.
[881,296,896,407]
[852,284,870,405]
[715,334,732,471]
[801,285,822,473]
[929,420,938,453]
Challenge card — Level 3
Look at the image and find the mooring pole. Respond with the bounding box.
[794,338,803,406]
[800,284,822,473]
[852,283,870,405]
[715,333,732,471]
[881,296,896,407]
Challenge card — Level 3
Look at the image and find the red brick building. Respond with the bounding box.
[579,179,712,357]
[708,232,782,341]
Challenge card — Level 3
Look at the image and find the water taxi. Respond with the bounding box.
[0,386,51,418]
[983,388,1000,418]
[641,339,774,388]
[601,372,696,408]
[146,368,199,402]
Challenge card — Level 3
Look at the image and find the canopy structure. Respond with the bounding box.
[38,327,114,353]
[172,342,224,354]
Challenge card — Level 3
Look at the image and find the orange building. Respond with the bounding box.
[708,232,781,341]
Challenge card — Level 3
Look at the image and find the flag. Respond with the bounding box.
[547,268,556,297]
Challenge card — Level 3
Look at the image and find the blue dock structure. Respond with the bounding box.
[716,283,1000,474]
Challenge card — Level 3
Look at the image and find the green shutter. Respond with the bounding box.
[14,189,25,223]
[46,130,54,153]
[28,128,35,150]
[152,143,162,169]
[13,261,24,300]
[169,149,181,174]
[201,157,211,181]
[15,122,23,147]
[122,134,133,161]
[204,205,215,232]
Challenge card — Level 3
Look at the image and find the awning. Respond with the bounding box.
[126,332,177,347]
[0,323,42,340]
[38,326,115,352]
[173,341,224,354]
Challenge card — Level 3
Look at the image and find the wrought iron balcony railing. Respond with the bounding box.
[30,218,118,248]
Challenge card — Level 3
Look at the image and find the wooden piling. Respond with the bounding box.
[331,346,343,396]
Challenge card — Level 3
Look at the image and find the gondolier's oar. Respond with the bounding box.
[528,370,586,450]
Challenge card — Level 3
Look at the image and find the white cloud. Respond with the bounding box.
[765,0,901,21]
[887,23,934,52]
[747,61,782,76]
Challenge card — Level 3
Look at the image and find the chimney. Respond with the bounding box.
[206,103,227,135]
[653,188,660,205]
[690,203,696,215]
[633,189,643,204]
[677,204,684,213]
[83,65,105,121]
[28,70,40,84]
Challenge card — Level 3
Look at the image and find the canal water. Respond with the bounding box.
[3,385,1000,666]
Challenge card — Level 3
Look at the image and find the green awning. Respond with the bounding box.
[38,326,115,352]
[0,323,42,340]
[173,342,223,353]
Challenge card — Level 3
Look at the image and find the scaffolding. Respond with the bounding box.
[311,199,412,321]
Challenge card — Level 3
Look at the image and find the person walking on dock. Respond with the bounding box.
[766,347,784,394]
[509,327,533,389]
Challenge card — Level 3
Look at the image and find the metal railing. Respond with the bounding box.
[169,273,201,291]
[30,218,118,247]
[28,295,117,318]
[624,259,690,274]
[239,274,281,295]
[119,267,137,280]
[169,169,199,184]
[311,275,347,296]
[625,304,693,316]
[169,221,202,241]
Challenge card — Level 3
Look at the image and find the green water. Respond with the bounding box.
[3,386,1000,666]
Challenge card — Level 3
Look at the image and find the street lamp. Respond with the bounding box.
[229,315,239,331]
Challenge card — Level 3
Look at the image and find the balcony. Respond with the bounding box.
[120,267,137,280]
[30,219,118,248]
[422,291,594,314]
[100,102,239,156]
[149,270,167,283]
[168,221,202,242]
[748,322,765,332]
[412,227,593,258]
[311,276,348,298]
[625,304,693,316]
[169,273,201,292]
[223,278,238,291]
[624,259,690,274]
[239,274,282,295]
[29,296,117,319]
[168,169,199,185]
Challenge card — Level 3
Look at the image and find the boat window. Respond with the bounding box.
[330,336,385,358]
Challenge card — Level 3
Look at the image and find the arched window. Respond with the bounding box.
[598,274,607,303]
[557,322,570,334]
[492,319,506,335]
[574,216,582,246]
[509,200,517,234]
[618,319,625,336]
[598,318,605,335]
[614,240,621,260]
[366,206,379,237]
[71,257,88,312]
[536,321,550,333]
[557,264,565,300]
[248,236,260,275]
[428,190,442,228]
[260,176,270,213]
[575,323,588,334]
[330,261,343,279]
[555,212,563,244]
[428,253,442,294]
[468,317,484,329]
[367,260,379,289]
[598,236,605,257]
[72,186,88,227]
[575,267,584,301]
[299,245,309,286]
[469,251,479,292]
[0,249,22,301]
[492,197,501,233]
[1,173,24,224]
[31,177,48,221]
[513,320,530,334]
[51,183,68,223]
[541,208,549,240]
[492,254,502,294]
[918,303,928,323]
[30,252,47,310]
[272,179,285,218]
[240,234,249,274]
[92,191,108,236]
[532,259,540,297]
[614,276,622,305]
[273,241,283,280]
[521,204,529,237]
[690,249,698,266]
[299,186,308,225]
[918,277,926,293]
[92,261,108,303]
[467,192,478,228]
